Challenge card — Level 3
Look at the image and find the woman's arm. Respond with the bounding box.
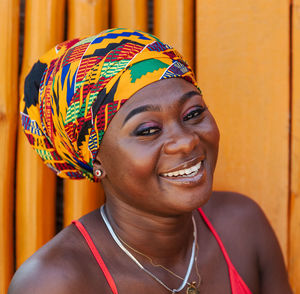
[7,257,74,294]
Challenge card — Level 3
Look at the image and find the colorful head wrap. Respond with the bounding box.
[20,28,198,181]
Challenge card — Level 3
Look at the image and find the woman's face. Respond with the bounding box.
[97,78,220,215]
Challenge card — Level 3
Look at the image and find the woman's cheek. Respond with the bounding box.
[117,141,158,177]
[195,117,219,146]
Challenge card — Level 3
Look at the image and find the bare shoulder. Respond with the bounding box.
[8,221,106,294]
[202,191,268,260]
[203,191,281,260]
[8,225,84,294]
[202,191,293,294]
[204,190,262,218]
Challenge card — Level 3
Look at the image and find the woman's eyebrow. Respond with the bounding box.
[178,90,202,105]
[122,90,201,126]
[122,104,161,126]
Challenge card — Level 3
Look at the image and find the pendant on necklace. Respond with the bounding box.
[186,282,200,294]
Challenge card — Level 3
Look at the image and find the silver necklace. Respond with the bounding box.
[100,205,197,293]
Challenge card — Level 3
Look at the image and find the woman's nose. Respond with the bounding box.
[163,128,200,155]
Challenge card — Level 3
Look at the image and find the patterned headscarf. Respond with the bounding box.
[20,28,198,181]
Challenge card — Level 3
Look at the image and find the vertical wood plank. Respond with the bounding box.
[111,0,148,31]
[0,0,19,291]
[68,0,108,39]
[16,0,66,267]
[290,0,300,291]
[64,183,105,225]
[153,0,194,67]
[63,0,108,226]
[196,0,290,259]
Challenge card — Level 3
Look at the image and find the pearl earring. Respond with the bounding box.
[95,169,102,177]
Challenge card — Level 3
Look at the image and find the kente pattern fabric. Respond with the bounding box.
[72,208,252,294]
[20,28,198,181]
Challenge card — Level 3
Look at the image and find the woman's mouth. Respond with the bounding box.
[159,160,206,186]
[161,161,202,177]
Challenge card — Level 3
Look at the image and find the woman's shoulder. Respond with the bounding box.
[203,191,265,229]
[8,213,109,294]
[8,224,84,294]
[205,190,261,213]
[202,191,273,253]
[202,191,292,293]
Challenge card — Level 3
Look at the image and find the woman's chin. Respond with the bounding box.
[156,185,213,216]
[157,165,214,212]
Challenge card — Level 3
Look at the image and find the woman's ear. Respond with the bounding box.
[93,158,106,182]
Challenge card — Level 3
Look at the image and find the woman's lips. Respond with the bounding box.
[161,161,202,177]
[159,160,206,186]
[160,156,205,174]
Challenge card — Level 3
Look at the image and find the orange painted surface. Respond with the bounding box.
[111,0,148,31]
[63,0,108,227]
[290,1,300,292]
[16,0,66,267]
[196,0,289,260]
[68,0,108,38]
[153,0,194,67]
[0,0,19,291]
[64,182,104,225]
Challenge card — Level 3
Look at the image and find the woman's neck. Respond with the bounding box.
[103,198,196,267]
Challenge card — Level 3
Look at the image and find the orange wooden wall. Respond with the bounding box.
[196,0,290,258]
[16,0,65,269]
[1,0,299,293]
[0,0,19,292]
[291,0,300,292]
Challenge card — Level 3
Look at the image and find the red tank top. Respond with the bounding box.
[72,208,252,294]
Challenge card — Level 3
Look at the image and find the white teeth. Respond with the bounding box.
[191,166,197,172]
[186,168,192,174]
[162,161,202,177]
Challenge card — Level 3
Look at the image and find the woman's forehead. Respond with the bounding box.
[121,78,201,111]
[105,78,202,130]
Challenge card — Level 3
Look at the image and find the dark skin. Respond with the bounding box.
[8,78,292,294]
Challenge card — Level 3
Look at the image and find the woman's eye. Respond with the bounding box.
[183,107,207,121]
[134,127,161,136]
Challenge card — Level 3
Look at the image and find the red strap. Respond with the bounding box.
[72,220,119,294]
[198,208,252,294]
[198,208,232,263]
[72,211,251,294]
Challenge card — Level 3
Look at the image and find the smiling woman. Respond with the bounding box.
[8,29,292,294]
[97,78,219,216]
